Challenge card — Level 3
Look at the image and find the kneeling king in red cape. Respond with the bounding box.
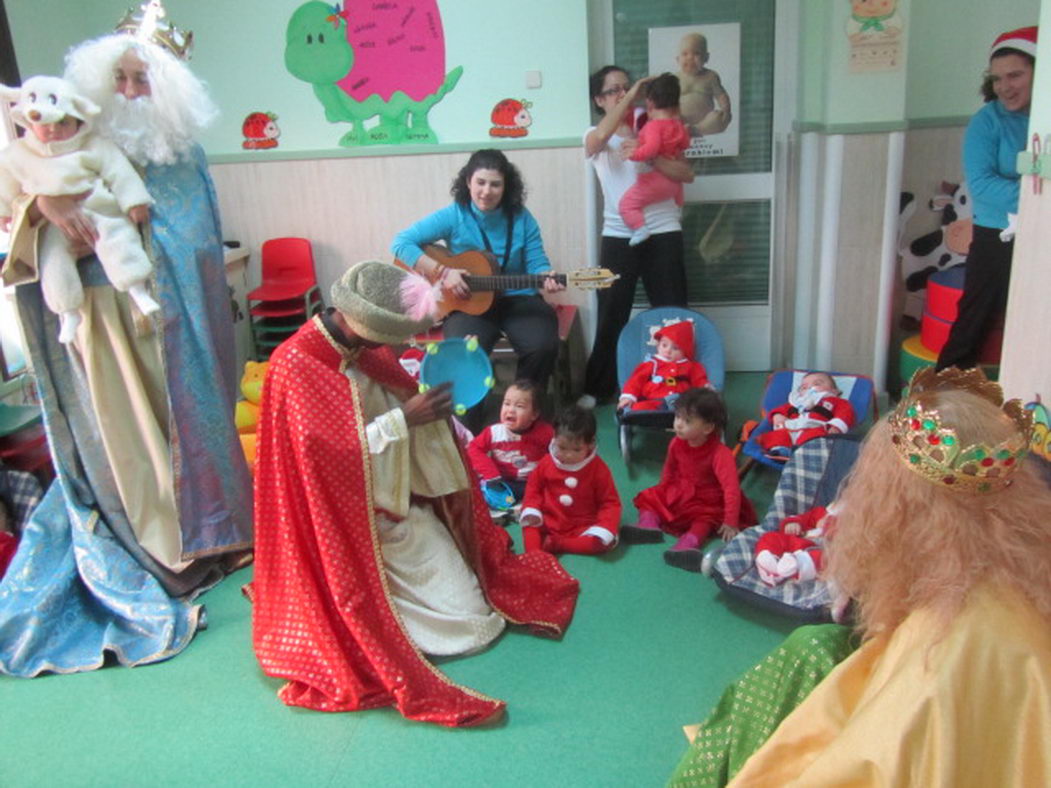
[249,260,580,727]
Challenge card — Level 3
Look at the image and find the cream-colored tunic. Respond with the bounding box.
[4,192,186,572]
[350,367,505,656]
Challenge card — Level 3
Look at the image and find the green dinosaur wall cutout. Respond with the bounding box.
[285,1,463,147]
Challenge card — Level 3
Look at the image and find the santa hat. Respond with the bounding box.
[398,346,426,380]
[990,26,1038,59]
[654,320,695,361]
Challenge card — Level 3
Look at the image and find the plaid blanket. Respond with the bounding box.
[0,465,43,532]
[713,436,862,620]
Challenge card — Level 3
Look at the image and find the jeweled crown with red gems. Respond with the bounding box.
[888,367,1033,494]
[115,1,193,60]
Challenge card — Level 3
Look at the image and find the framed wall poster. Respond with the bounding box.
[648,23,741,158]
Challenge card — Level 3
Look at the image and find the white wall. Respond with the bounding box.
[1000,0,1051,402]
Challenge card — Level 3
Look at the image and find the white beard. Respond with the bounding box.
[97,94,193,166]
[789,387,830,411]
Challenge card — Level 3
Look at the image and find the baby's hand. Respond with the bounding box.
[128,204,150,225]
[618,138,639,161]
[827,425,842,435]
[783,520,802,536]
[717,524,739,541]
[520,514,541,528]
[0,216,11,233]
[771,414,787,429]
[617,396,632,411]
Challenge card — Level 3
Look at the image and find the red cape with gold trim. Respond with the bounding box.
[250,317,580,727]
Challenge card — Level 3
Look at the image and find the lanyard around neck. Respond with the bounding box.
[472,209,514,269]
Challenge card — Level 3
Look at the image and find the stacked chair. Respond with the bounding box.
[247,237,322,359]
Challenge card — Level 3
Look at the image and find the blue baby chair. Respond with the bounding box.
[615,307,725,469]
[734,369,878,480]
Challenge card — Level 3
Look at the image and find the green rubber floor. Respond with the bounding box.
[4,373,799,787]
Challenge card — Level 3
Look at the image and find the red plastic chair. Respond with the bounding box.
[247,237,321,314]
[247,238,322,357]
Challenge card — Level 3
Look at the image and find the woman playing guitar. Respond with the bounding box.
[391,149,564,427]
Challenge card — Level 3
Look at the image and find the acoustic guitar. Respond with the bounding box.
[395,244,619,317]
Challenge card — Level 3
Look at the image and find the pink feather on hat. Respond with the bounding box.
[399,271,441,323]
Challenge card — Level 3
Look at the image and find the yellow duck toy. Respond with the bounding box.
[235,361,268,472]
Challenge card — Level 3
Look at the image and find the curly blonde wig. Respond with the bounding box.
[827,388,1051,639]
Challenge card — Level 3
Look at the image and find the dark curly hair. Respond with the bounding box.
[506,378,543,414]
[554,405,597,444]
[980,48,1035,103]
[674,388,727,432]
[450,149,525,215]
[646,72,680,110]
[589,65,631,117]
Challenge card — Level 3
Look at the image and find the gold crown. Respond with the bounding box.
[115,1,193,60]
[889,367,1032,494]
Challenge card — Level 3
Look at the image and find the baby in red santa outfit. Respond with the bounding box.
[754,503,838,586]
[617,319,710,412]
[467,379,554,507]
[756,371,855,459]
[520,405,621,555]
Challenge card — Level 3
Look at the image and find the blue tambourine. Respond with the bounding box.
[418,337,495,415]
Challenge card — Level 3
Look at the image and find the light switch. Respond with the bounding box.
[525,70,542,89]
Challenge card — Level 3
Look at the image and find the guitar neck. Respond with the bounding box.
[464,273,565,291]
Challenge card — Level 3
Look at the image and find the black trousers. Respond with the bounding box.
[583,231,687,400]
[443,294,559,429]
[936,225,1012,371]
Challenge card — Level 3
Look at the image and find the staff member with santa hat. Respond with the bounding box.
[937,25,1038,371]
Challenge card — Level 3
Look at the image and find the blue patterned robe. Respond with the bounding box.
[0,145,252,676]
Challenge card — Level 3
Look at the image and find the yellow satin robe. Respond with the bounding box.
[730,584,1051,786]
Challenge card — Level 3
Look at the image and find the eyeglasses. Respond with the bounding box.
[600,84,629,97]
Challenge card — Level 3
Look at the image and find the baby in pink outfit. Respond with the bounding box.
[618,73,691,248]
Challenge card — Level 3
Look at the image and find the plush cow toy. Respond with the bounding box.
[0,75,157,343]
[897,181,973,324]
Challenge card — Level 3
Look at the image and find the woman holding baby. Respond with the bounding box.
[578,66,693,408]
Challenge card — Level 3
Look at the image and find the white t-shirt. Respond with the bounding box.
[585,126,683,238]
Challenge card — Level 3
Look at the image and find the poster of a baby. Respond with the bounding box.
[648,23,740,158]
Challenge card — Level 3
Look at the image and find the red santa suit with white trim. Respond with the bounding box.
[754,504,837,586]
[467,421,554,484]
[620,320,709,411]
[520,446,622,555]
[756,390,855,451]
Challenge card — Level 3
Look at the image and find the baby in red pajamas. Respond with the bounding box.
[520,406,621,556]
[756,371,855,458]
[618,319,709,412]
[624,387,757,572]
[467,379,553,503]
[754,504,838,586]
